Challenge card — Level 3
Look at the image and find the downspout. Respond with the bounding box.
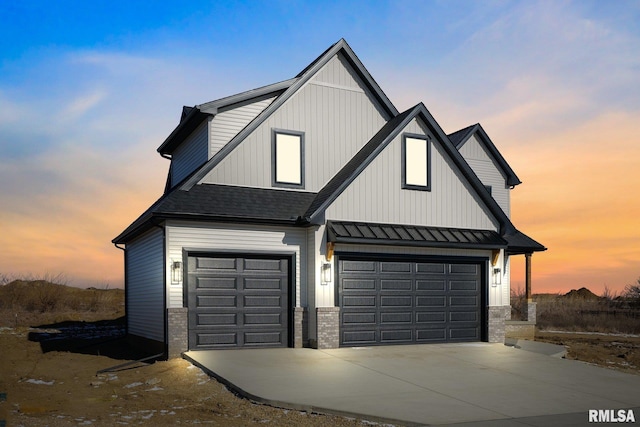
[113,243,128,337]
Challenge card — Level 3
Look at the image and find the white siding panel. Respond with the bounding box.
[326,118,498,230]
[210,96,276,157]
[165,222,307,308]
[171,120,209,187]
[202,53,390,191]
[126,228,164,342]
[459,134,511,217]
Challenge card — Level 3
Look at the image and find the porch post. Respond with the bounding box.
[524,253,536,323]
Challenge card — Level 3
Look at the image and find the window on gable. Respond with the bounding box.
[402,134,431,191]
[272,129,304,188]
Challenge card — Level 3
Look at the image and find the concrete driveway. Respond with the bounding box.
[184,342,640,426]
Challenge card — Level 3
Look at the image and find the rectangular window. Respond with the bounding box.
[402,134,431,191]
[272,129,304,188]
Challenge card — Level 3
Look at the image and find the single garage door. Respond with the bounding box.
[339,257,483,346]
[187,254,290,350]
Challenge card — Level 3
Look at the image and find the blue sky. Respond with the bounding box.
[1,1,639,293]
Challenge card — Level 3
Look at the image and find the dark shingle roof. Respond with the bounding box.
[113,184,316,244]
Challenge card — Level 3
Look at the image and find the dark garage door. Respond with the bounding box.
[187,254,289,350]
[339,257,483,346]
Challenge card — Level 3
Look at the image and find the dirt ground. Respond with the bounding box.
[535,330,640,375]
[2,318,640,427]
[0,316,372,427]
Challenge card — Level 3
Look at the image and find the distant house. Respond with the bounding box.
[113,39,545,358]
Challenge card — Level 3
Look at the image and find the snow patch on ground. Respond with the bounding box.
[25,378,54,385]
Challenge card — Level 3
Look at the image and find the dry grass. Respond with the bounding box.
[511,286,640,334]
[0,279,124,327]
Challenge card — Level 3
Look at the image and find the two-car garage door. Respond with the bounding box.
[338,257,484,346]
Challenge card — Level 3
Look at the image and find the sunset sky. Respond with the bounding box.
[1,1,639,295]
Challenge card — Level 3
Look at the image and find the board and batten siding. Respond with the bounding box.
[202,52,390,192]
[164,222,307,308]
[210,96,277,158]
[458,134,511,217]
[171,120,209,187]
[125,228,165,343]
[325,118,499,231]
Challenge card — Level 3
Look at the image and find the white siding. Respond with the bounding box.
[458,134,510,217]
[165,222,307,308]
[126,228,165,342]
[202,52,390,191]
[325,118,499,230]
[171,120,209,187]
[210,96,276,158]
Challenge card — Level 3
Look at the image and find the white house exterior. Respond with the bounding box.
[113,39,545,358]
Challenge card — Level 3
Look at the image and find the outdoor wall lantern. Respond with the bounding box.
[321,262,332,285]
[492,267,501,286]
[172,260,183,283]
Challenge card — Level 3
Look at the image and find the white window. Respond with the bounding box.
[273,130,304,188]
[402,134,431,190]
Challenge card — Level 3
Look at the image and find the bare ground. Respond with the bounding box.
[0,315,376,427]
[2,313,640,427]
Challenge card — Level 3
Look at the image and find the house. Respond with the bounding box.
[113,39,546,358]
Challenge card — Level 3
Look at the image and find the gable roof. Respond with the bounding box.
[112,184,316,244]
[178,38,399,191]
[448,123,522,187]
[157,79,295,155]
[300,102,545,253]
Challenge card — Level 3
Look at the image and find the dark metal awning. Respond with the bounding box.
[326,221,507,250]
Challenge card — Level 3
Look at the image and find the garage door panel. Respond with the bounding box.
[381,329,412,342]
[380,279,412,290]
[416,296,446,307]
[449,280,478,291]
[416,263,446,274]
[244,295,282,307]
[196,257,237,270]
[342,260,376,272]
[197,295,236,308]
[243,278,282,290]
[188,255,289,350]
[380,312,412,324]
[244,258,283,272]
[416,280,446,291]
[340,258,482,346]
[197,332,237,347]
[416,311,446,323]
[194,276,238,289]
[343,312,376,325]
[343,278,376,290]
[380,262,411,273]
[449,264,478,275]
[450,296,478,307]
[380,296,412,307]
[197,313,237,326]
[416,329,446,341]
[343,330,376,345]
[343,295,376,307]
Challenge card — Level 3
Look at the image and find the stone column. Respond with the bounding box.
[488,306,507,343]
[316,307,340,349]
[167,307,188,359]
[294,307,309,348]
